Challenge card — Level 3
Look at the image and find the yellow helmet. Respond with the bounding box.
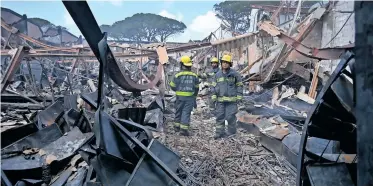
[221,55,232,63]
[210,57,219,63]
[180,56,192,67]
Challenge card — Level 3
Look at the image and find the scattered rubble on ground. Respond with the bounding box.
[1,0,369,185]
[163,98,296,186]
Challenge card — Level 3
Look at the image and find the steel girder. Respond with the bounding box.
[62,1,161,92]
[1,46,28,93]
[296,51,355,186]
[258,21,354,60]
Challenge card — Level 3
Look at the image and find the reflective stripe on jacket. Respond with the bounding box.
[169,71,200,98]
[211,68,243,102]
[200,68,219,85]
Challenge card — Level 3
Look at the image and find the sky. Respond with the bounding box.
[1,0,224,42]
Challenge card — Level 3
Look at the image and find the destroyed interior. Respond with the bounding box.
[0,1,372,186]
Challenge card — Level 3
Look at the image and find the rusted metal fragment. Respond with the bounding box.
[263,126,290,140]
[1,46,27,93]
[236,111,261,125]
[256,118,273,130]
[312,154,357,163]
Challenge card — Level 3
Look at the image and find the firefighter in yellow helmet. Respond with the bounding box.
[199,57,220,111]
[210,54,243,139]
[169,56,200,136]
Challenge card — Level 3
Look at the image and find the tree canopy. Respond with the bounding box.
[213,1,323,34]
[101,13,186,42]
[213,1,252,34]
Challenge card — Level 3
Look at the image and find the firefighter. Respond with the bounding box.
[199,57,220,110]
[211,54,243,139]
[169,56,200,136]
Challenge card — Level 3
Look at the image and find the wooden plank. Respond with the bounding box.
[156,46,169,64]
[308,62,320,98]
[297,92,315,104]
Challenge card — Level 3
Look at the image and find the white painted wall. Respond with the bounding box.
[320,1,355,72]
[249,9,260,32]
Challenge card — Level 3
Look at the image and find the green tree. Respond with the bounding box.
[213,1,252,34]
[157,16,186,42]
[108,13,186,42]
[213,1,322,34]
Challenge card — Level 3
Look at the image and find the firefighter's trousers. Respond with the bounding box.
[215,102,238,135]
[174,97,195,130]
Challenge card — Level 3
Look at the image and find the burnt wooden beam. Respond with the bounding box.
[284,62,311,81]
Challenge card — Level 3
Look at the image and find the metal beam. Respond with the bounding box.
[1,46,27,93]
[355,1,373,185]
[250,4,309,14]
[61,49,81,88]
[258,21,354,60]
[259,7,328,83]
[62,1,161,92]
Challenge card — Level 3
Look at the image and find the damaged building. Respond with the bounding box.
[0,1,372,186]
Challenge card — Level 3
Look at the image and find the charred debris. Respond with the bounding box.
[1,1,372,186]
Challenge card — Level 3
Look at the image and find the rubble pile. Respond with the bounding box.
[0,90,182,185]
[163,99,296,186]
[1,0,367,185]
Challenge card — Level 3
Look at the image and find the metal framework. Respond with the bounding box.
[62,1,162,92]
[258,21,354,60]
[0,46,28,93]
[296,51,356,185]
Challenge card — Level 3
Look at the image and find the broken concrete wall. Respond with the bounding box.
[321,1,355,72]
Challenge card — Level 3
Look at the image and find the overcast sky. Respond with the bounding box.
[1,0,224,42]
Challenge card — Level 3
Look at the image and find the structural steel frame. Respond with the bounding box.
[62,1,162,92]
[1,46,28,93]
[258,21,354,61]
